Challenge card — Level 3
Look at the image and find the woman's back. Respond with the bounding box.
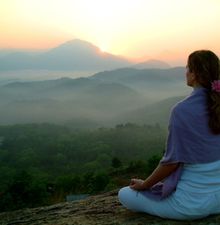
[165,87,220,164]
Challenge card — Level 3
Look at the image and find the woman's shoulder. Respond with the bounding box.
[172,87,207,114]
[171,96,191,115]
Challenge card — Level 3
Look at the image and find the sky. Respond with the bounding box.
[1,0,220,65]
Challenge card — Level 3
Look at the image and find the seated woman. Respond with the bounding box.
[118,50,220,220]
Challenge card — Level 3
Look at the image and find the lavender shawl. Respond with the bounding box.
[142,87,220,200]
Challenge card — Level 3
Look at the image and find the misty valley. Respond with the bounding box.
[0,67,190,128]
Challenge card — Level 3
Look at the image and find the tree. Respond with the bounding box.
[92,172,110,193]
[146,154,162,174]
[111,157,122,168]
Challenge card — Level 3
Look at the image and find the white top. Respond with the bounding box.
[178,159,220,193]
[169,159,220,216]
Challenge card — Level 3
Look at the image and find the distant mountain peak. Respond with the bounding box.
[67,38,96,46]
[55,39,100,52]
[132,59,170,69]
[0,38,131,71]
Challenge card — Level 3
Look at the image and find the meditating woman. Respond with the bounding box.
[118,50,220,220]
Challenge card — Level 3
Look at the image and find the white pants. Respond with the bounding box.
[118,186,216,220]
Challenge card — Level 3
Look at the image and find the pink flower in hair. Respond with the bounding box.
[211,80,220,93]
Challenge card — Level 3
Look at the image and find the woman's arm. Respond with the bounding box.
[130,162,180,190]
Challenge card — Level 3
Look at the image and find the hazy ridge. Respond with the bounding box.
[0,67,190,127]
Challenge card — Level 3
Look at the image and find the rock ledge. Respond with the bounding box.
[0,190,220,225]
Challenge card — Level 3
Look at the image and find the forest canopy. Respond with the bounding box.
[0,123,165,212]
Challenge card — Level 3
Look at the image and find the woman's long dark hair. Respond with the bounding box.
[188,50,220,134]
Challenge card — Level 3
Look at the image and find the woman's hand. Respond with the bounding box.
[129,163,180,191]
[129,178,146,190]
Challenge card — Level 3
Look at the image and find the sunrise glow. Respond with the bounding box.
[1,0,220,65]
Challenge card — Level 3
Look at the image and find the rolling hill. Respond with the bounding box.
[0,65,192,127]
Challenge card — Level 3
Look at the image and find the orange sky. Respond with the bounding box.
[1,0,220,65]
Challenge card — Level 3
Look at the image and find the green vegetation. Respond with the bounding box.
[0,123,165,212]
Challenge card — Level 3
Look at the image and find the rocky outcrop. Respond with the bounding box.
[0,189,220,225]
